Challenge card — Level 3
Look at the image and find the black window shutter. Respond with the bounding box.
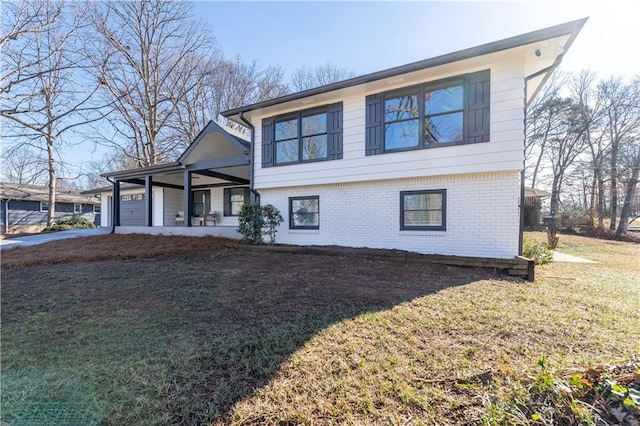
[243,187,250,205]
[326,102,343,160]
[365,94,383,156]
[467,69,490,144]
[262,117,274,168]
[223,188,231,216]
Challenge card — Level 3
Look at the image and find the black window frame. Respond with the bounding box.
[289,196,320,230]
[223,187,249,217]
[383,76,467,153]
[192,190,210,217]
[274,106,329,166]
[400,189,446,231]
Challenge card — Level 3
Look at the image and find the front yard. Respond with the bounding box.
[1,234,639,425]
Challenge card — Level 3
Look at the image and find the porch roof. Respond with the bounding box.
[101,120,250,185]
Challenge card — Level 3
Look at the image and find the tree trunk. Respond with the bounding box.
[617,146,640,235]
[47,138,56,226]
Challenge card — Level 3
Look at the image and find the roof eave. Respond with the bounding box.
[101,162,183,179]
[221,17,588,121]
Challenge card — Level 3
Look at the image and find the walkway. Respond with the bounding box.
[0,228,111,249]
[552,251,599,263]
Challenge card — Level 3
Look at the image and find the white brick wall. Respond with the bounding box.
[260,171,521,259]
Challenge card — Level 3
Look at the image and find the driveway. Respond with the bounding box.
[0,228,111,249]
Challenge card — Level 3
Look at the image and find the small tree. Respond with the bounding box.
[237,203,283,244]
[237,203,264,243]
[262,204,283,244]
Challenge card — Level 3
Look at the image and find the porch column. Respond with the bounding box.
[113,180,121,226]
[183,170,193,227]
[145,175,153,227]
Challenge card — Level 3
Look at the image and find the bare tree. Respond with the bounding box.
[0,0,63,97]
[1,1,104,225]
[0,145,47,184]
[85,0,214,167]
[598,76,640,230]
[290,63,356,91]
[168,56,289,148]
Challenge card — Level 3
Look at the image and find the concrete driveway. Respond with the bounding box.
[0,227,111,249]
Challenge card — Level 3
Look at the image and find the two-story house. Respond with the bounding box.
[95,18,586,260]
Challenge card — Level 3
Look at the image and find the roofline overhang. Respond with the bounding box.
[101,162,182,180]
[221,17,587,122]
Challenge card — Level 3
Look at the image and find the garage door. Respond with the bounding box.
[120,194,144,226]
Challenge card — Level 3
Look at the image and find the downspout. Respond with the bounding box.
[106,177,116,234]
[238,111,260,204]
[522,62,561,255]
[3,199,9,235]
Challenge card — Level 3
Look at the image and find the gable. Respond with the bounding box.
[178,121,249,166]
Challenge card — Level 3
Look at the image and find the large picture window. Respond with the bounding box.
[276,109,328,165]
[400,190,446,231]
[289,196,319,229]
[384,78,464,152]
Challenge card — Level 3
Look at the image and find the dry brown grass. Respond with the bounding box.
[2,234,639,425]
[1,233,238,270]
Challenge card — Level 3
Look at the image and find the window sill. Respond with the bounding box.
[288,229,320,234]
[399,231,447,237]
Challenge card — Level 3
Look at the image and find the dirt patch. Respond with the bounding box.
[1,233,239,270]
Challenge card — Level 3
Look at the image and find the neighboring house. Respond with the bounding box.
[98,19,586,259]
[524,187,551,228]
[1,183,101,235]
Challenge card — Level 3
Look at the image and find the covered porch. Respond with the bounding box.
[102,121,253,238]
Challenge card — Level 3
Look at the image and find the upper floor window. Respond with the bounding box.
[74,204,82,214]
[94,204,101,214]
[40,202,49,212]
[366,70,489,156]
[275,109,328,164]
[384,79,464,151]
[261,102,343,168]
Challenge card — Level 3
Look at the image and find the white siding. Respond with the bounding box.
[153,187,163,226]
[163,188,183,226]
[252,60,525,190]
[260,171,520,259]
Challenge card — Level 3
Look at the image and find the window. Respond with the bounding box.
[289,196,319,229]
[121,194,144,201]
[262,102,343,168]
[223,187,249,216]
[93,204,101,214]
[384,79,464,151]
[74,204,82,214]
[192,190,210,216]
[275,109,328,165]
[365,70,489,156]
[40,202,49,212]
[400,190,446,231]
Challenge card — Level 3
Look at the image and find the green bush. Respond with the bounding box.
[522,239,554,265]
[237,203,283,244]
[43,217,95,233]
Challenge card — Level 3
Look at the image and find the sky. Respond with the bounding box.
[67,0,640,174]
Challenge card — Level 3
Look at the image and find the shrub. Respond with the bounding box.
[237,204,283,244]
[522,239,554,265]
[43,217,96,232]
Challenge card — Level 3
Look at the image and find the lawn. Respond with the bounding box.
[1,233,639,425]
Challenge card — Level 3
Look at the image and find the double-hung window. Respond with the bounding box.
[275,109,328,164]
[40,202,49,212]
[289,196,319,229]
[384,78,464,151]
[400,190,446,231]
[74,204,82,214]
